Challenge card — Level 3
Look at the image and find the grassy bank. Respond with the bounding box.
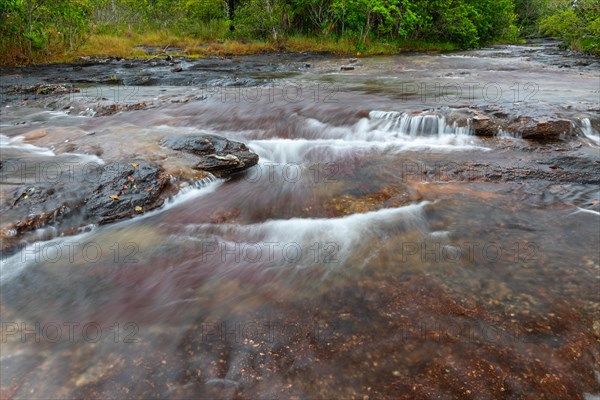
[1,31,460,66]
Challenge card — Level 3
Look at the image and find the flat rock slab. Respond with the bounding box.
[1,134,258,255]
[83,161,169,224]
[1,160,169,254]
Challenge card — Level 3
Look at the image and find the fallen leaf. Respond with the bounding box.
[135,206,143,212]
[131,163,139,167]
[128,176,135,182]
[110,195,120,200]
[23,195,29,199]
[549,165,558,169]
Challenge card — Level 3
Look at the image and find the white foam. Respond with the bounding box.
[179,201,431,271]
[248,111,486,163]
[581,118,600,145]
[0,134,55,156]
[569,207,600,216]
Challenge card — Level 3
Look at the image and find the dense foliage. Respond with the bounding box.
[540,0,600,54]
[0,0,597,64]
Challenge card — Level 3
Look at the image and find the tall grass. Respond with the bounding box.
[2,25,461,65]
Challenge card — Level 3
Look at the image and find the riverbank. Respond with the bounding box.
[1,32,462,66]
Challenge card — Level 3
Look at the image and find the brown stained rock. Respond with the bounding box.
[322,185,414,217]
[515,117,572,140]
[471,114,572,140]
[448,106,574,140]
[23,130,48,141]
[471,114,499,136]
[94,102,147,117]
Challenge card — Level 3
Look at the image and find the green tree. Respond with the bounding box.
[541,0,600,53]
[55,0,92,50]
[236,0,289,40]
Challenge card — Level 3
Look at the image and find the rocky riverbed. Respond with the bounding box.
[1,39,599,399]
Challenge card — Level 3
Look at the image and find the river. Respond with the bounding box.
[1,40,599,399]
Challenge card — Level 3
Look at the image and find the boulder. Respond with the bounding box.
[161,134,259,177]
[471,114,499,136]
[516,117,572,140]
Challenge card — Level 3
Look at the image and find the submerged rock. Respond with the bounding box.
[161,134,259,177]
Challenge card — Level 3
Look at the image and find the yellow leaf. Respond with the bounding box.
[110,195,120,200]
[133,184,137,189]
[134,206,143,212]
[23,195,29,199]
[131,163,139,167]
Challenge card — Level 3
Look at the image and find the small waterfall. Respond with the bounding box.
[580,118,600,144]
[249,111,484,164]
[369,111,472,136]
[160,173,223,212]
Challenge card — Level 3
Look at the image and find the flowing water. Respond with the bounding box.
[1,42,599,399]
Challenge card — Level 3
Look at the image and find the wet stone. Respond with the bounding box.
[83,161,169,224]
[162,134,259,177]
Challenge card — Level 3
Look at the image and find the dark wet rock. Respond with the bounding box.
[1,160,171,255]
[161,135,216,154]
[194,153,255,176]
[8,83,79,96]
[171,66,183,73]
[82,161,169,224]
[162,135,259,177]
[340,66,355,71]
[1,133,256,255]
[126,75,154,86]
[2,187,77,254]
[0,53,323,107]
